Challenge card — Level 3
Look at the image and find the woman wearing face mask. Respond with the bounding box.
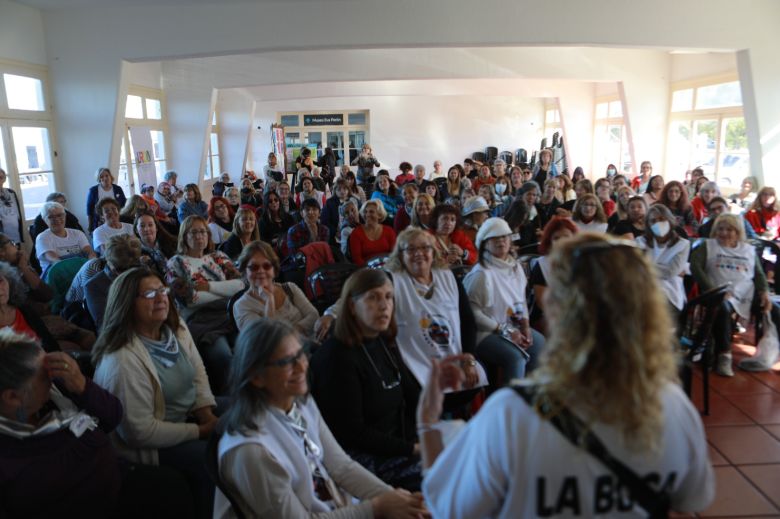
[493,177,512,214]
[219,208,260,261]
[657,180,697,236]
[571,194,608,233]
[691,181,720,224]
[605,163,618,179]
[637,205,690,318]
[611,196,648,239]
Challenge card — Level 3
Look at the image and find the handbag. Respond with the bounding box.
[512,384,670,519]
[739,312,779,371]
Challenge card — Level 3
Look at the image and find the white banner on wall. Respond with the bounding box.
[128,126,157,190]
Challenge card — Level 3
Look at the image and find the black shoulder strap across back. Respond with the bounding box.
[512,384,670,519]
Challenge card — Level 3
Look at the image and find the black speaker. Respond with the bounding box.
[515,148,528,164]
[472,152,487,163]
[540,138,547,150]
[484,147,498,164]
[499,151,513,166]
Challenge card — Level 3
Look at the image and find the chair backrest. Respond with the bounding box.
[450,264,473,284]
[308,263,358,313]
[678,284,729,349]
[518,253,541,282]
[44,256,90,315]
[206,419,247,519]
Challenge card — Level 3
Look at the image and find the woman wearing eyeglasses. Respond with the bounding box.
[93,267,219,518]
[311,269,423,491]
[215,318,427,518]
[420,234,714,517]
[233,240,318,336]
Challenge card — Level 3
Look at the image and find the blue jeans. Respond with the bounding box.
[476,329,545,385]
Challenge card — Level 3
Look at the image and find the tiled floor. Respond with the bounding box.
[685,331,780,517]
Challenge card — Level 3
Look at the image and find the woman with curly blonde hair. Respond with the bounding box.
[419,233,714,518]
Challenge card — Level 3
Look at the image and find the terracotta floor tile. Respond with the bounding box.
[708,443,730,466]
[709,370,774,396]
[699,466,778,517]
[700,393,755,426]
[739,464,780,510]
[746,370,780,393]
[764,425,780,441]
[707,425,780,465]
[725,393,780,425]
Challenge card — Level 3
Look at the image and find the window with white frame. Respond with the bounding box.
[543,101,561,144]
[205,111,220,181]
[0,60,58,221]
[277,110,369,170]
[119,88,167,194]
[666,77,747,188]
[592,97,631,176]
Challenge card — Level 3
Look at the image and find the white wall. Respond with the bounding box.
[670,53,737,83]
[0,1,46,65]
[248,95,544,176]
[124,62,163,90]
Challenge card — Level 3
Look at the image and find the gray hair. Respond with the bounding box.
[46,192,66,203]
[700,181,720,195]
[0,329,42,393]
[40,201,65,223]
[414,164,425,175]
[0,261,28,306]
[103,234,142,272]
[163,170,178,182]
[224,319,301,435]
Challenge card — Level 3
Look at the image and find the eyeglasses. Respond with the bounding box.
[402,245,433,255]
[188,229,208,236]
[137,286,171,299]
[266,348,308,369]
[247,261,274,272]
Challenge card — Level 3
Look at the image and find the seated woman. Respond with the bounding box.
[443,165,466,204]
[86,167,127,232]
[239,178,263,209]
[119,194,150,224]
[729,176,759,212]
[394,182,419,234]
[178,184,209,223]
[295,176,326,209]
[35,202,96,273]
[657,180,697,236]
[529,216,578,335]
[476,184,501,217]
[429,204,477,266]
[691,181,720,224]
[698,196,732,238]
[93,198,135,254]
[85,234,143,330]
[744,186,780,240]
[311,269,422,491]
[0,262,58,351]
[691,214,777,377]
[538,178,562,224]
[214,319,426,518]
[345,170,367,204]
[166,216,244,391]
[606,185,636,232]
[140,183,173,225]
[259,191,296,250]
[154,181,178,220]
[224,186,241,215]
[338,199,361,256]
[636,204,690,319]
[93,267,219,518]
[642,174,665,205]
[0,331,125,517]
[219,207,259,261]
[460,196,491,245]
[286,198,330,255]
[420,234,715,517]
[233,240,318,336]
[594,178,616,218]
[207,196,234,246]
[321,178,359,240]
[410,193,435,230]
[611,195,647,239]
[571,193,608,233]
[134,210,177,276]
[463,218,546,386]
[349,200,397,267]
[371,171,403,223]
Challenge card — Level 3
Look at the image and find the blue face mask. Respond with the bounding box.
[607,168,617,177]
[495,183,507,195]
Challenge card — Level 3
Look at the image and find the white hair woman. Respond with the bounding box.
[419,234,715,517]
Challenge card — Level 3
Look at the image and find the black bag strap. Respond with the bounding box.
[512,384,670,519]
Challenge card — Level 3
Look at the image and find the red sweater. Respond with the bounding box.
[349,224,397,266]
[430,228,478,265]
[691,197,708,223]
[745,208,780,239]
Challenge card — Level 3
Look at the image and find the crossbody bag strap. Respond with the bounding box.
[512,385,670,519]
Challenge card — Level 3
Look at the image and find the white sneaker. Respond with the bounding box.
[715,353,735,377]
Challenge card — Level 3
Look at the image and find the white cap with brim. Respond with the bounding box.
[475,217,513,249]
[461,196,490,217]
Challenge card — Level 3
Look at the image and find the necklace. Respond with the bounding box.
[360,338,401,390]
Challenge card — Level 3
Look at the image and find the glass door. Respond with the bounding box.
[327,131,345,166]
[348,130,366,166]
[6,123,56,221]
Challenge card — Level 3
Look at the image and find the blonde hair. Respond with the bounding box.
[572,193,607,223]
[360,199,387,222]
[233,207,260,241]
[411,194,436,228]
[712,213,747,242]
[534,233,678,452]
[385,227,447,273]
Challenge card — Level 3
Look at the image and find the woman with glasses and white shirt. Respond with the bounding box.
[232,240,318,337]
[92,198,135,254]
[215,318,426,519]
[311,269,423,491]
[35,201,96,272]
[93,267,219,519]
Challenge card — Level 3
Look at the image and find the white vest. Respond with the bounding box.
[705,239,756,319]
[467,258,528,327]
[394,269,486,387]
[637,236,690,311]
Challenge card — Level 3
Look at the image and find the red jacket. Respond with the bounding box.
[430,228,477,265]
[745,208,780,239]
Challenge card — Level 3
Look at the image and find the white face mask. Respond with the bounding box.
[495,183,507,195]
[651,221,670,238]
[607,168,617,176]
